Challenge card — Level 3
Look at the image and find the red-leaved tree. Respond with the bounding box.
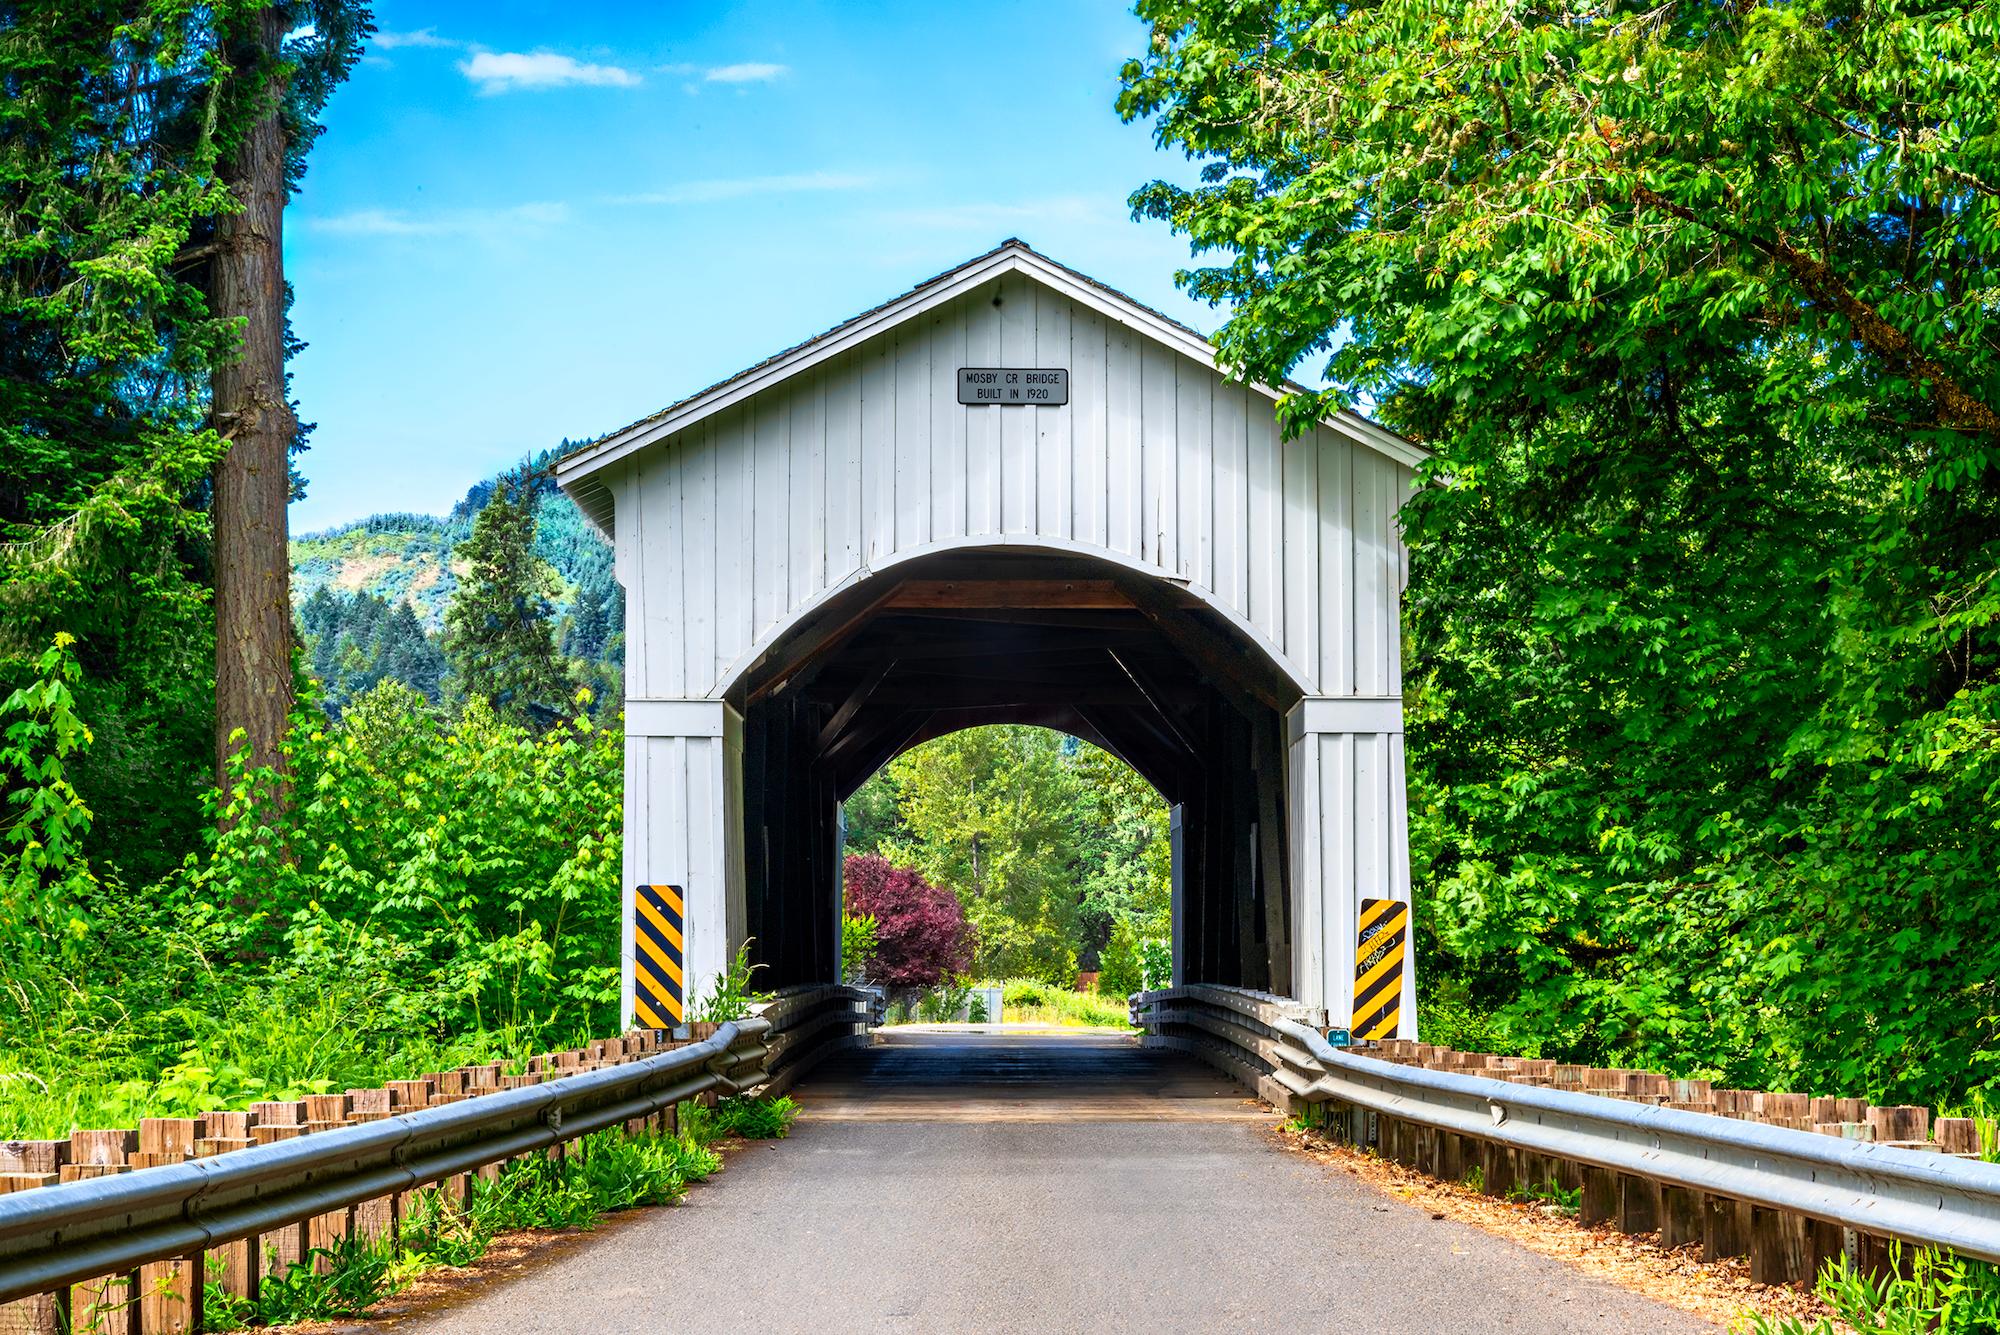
[843,854,975,989]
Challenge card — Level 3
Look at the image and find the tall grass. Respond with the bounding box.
[196,1097,792,1332]
[995,979,1133,1028]
[0,970,559,1139]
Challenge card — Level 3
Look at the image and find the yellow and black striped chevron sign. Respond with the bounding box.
[1353,897,1408,1041]
[633,883,685,1030]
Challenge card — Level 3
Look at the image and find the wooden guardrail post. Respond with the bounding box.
[195,1112,257,1313]
[1579,1165,1619,1226]
[384,1078,434,1229]
[304,1091,357,1267]
[1659,1185,1704,1249]
[248,1101,310,1278]
[1616,1173,1661,1235]
[0,1140,67,1335]
[1480,1138,1518,1199]
[63,1129,139,1335]
[1702,1194,1751,1261]
[346,1089,396,1246]
[132,1118,202,1335]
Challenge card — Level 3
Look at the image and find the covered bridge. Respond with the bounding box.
[556,241,1424,1037]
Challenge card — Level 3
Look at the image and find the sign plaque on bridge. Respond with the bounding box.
[957,367,1069,406]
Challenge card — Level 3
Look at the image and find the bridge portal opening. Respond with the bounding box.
[839,723,1165,996]
[729,547,1301,1000]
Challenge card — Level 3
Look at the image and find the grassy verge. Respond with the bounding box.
[197,1094,795,1331]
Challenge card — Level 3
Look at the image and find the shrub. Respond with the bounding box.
[841,911,879,983]
[1003,979,1049,1008]
[1096,919,1143,997]
[842,855,974,989]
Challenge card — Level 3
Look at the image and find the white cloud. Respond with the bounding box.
[704,62,788,84]
[374,27,456,50]
[308,202,572,239]
[461,51,640,94]
[612,171,876,206]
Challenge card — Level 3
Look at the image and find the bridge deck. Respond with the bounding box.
[390,1028,1716,1334]
[796,1025,1265,1121]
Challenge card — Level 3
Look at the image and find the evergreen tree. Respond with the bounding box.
[443,476,569,727]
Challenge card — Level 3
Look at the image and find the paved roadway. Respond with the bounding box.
[401,1028,1716,1334]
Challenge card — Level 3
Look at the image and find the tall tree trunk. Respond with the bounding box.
[212,7,297,792]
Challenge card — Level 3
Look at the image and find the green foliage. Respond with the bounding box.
[298,586,447,716]
[840,911,880,984]
[1507,1178,1581,1216]
[914,979,976,1023]
[1096,918,1144,998]
[841,769,906,854]
[690,943,772,1024]
[1121,0,2000,1107]
[992,979,1135,1029]
[697,1094,799,1141]
[1,1,370,885]
[0,673,621,1138]
[1136,937,1172,993]
[1736,1247,2000,1335]
[443,475,572,729]
[882,727,1169,982]
[1418,980,1532,1059]
[1,635,98,937]
[254,1237,396,1325]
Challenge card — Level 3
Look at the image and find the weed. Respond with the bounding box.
[1734,1245,2000,1335]
[254,1236,396,1324]
[684,1094,798,1143]
[691,943,772,1024]
[1460,1164,1485,1192]
[1506,1178,1581,1215]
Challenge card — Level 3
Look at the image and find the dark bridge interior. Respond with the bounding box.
[727,549,1302,998]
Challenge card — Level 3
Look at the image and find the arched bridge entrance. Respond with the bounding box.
[555,240,1425,1034]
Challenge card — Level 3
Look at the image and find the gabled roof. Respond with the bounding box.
[555,239,1425,535]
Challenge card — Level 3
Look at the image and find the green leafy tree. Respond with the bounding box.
[444,477,571,727]
[883,727,1083,982]
[1070,743,1171,962]
[1121,0,2000,1103]
[1,0,369,864]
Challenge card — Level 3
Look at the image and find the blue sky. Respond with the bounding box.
[286,0,1222,532]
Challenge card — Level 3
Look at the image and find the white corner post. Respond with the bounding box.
[1285,697,1415,1036]
[1168,804,1187,986]
[622,699,746,1029]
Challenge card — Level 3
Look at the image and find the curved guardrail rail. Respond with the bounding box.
[1134,985,2000,1265]
[0,1018,771,1305]
[753,983,883,1096]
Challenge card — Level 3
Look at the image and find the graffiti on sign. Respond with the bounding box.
[634,883,686,1029]
[1352,897,1408,1041]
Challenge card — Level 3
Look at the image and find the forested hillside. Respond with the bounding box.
[291,446,624,714]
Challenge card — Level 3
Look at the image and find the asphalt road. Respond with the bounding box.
[399,1029,1717,1334]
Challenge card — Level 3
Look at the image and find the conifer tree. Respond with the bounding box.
[443,477,569,727]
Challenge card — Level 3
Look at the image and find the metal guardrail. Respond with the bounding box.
[0,1019,772,1305]
[1135,985,2000,1264]
[753,983,882,1097]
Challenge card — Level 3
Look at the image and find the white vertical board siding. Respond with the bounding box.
[620,707,746,1029]
[1286,718,1414,1034]
[612,277,1413,704]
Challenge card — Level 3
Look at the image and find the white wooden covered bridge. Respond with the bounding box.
[555,240,1425,1038]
